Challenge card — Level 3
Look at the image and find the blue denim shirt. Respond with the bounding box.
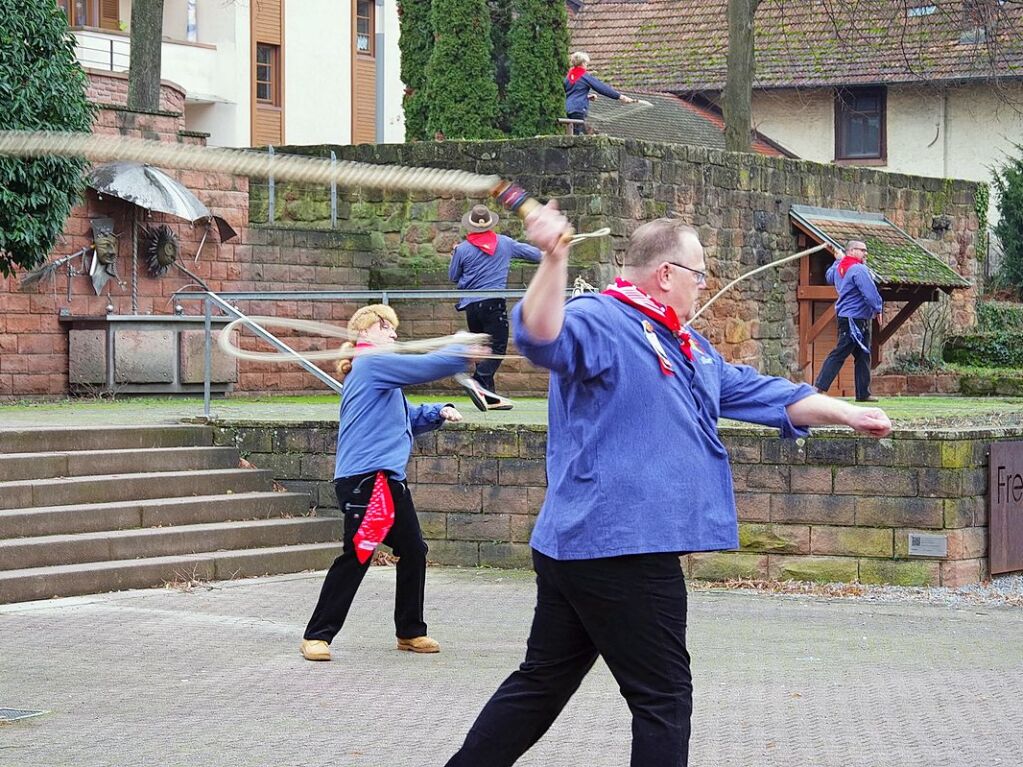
[564,72,621,115]
[333,347,467,481]
[449,234,542,309]
[827,262,883,320]
[513,294,815,560]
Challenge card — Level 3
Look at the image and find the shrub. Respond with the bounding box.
[0,4,94,277]
[398,0,432,141]
[505,0,570,138]
[993,143,1023,294]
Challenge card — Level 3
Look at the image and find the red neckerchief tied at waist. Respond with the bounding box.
[602,277,693,374]
[466,230,498,255]
[566,66,587,85]
[837,253,864,278]
[353,471,396,564]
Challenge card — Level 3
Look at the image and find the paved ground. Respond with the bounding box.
[2,567,1021,767]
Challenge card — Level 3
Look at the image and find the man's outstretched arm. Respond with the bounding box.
[519,201,573,343]
[786,393,892,437]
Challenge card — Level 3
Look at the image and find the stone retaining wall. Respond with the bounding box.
[211,421,1019,587]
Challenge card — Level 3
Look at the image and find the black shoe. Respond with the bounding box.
[455,373,514,411]
[856,396,880,403]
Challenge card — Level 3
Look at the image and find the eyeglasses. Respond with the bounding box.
[665,261,707,286]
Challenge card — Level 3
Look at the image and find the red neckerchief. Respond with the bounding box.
[355,341,374,349]
[837,253,863,278]
[466,230,498,255]
[352,471,395,564]
[566,66,587,85]
[602,277,693,372]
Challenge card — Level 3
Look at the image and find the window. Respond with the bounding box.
[356,0,374,56]
[835,87,886,162]
[255,43,280,106]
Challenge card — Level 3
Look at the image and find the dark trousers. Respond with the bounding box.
[464,298,509,393]
[446,550,692,767]
[814,316,873,401]
[567,110,587,135]
[303,472,428,643]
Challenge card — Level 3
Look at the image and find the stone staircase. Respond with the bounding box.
[0,424,341,604]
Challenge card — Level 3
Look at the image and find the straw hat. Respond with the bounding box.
[461,204,499,232]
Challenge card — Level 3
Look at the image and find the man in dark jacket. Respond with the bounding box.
[449,204,542,409]
[564,50,635,134]
[814,240,884,402]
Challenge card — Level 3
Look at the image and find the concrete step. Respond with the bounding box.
[0,491,312,540]
[0,542,340,604]
[0,468,274,511]
[0,446,241,482]
[0,424,212,454]
[0,516,342,571]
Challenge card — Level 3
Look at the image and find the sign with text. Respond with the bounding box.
[989,441,1023,575]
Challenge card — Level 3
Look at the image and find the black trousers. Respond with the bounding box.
[567,110,587,135]
[814,316,873,400]
[446,550,693,767]
[303,472,428,643]
[464,298,509,394]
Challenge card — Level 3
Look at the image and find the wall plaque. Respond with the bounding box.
[989,441,1023,575]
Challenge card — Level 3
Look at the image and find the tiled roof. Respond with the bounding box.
[570,0,1023,92]
[586,91,791,155]
[790,205,970,289]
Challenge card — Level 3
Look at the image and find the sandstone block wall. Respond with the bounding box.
[211,421,1017,587]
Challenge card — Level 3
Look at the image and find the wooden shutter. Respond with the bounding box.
[351,0,376,144]
[100,0,120,30]
[251,0,285,146]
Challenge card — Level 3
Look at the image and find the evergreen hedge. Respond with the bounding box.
[0,4,94,277]
[505,0,569,138]
[424,0,499,139]
[398,0,432,141]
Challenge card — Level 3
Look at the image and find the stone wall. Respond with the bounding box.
[250,136,981,380]
[211,421,1018,587]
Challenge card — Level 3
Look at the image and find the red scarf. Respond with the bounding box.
[602,277,693,372]
[566,66,587,85]
[352,471,396,564]
[466,230,498,255]
[837,253,863,278]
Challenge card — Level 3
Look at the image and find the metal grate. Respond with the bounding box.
[0,708,47,723]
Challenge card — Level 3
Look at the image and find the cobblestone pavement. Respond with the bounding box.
[2,567,1021,767]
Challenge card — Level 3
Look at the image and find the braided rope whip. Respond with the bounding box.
[0,130,503,197]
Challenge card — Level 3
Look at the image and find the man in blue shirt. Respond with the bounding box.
[814,240,885,402]
[564,50,636,134]
[449,204,542,409]
[445,209,892,767]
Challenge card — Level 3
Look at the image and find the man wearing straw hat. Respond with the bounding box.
[449,203,542,410]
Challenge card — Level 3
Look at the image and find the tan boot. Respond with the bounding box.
[300,639,331,661]
[396,635,441,653]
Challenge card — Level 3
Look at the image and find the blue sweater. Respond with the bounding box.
[333,347,467,481]
[564,72,621,116]
[827,262,883,320]
[513,294,815,560]
[449,234,542,310]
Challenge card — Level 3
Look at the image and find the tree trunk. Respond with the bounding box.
[723,0,759,153]
[127,0,165,112]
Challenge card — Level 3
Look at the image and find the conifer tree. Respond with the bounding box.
[488,0,513,132]
[424,0,499,140]
[398,0,433,141]
[505,0,569,138]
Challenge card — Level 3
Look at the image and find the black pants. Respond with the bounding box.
[303,472,428,643]
[464,298,508,394]
[567,110,587,135]
[446,550,692,767]
[814,316,873,401]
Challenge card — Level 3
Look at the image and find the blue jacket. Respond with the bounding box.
[827,262,883,320]
[564,72,621,116]
[449,234,542,309]
[513,294,815,560]
[334,347,467,481]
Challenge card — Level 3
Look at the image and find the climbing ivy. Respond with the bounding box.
[975,182,990,262]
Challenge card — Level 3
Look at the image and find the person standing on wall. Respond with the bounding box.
[300,305,487,662]
[449,204,542,411]
[564,51,636,135]
[813,240,884,402]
